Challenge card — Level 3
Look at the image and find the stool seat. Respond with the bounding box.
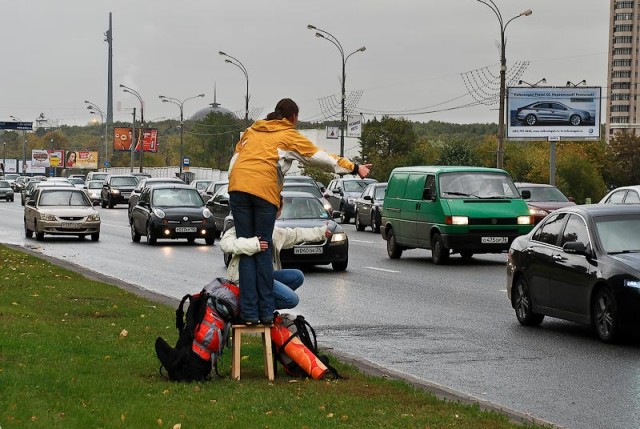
[231,324,275,381]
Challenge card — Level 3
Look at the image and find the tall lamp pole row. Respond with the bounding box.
[219,51,250,126]
[159,93,205,176]
[476,0,532,169]
[120,84,145,172]
[307,24,365,159]
[84,101,108,170]
[9,116,27,174]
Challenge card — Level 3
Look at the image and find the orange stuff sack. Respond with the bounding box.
[270,313,340,380]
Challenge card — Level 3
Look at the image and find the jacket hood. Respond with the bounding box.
[249,118,295,133]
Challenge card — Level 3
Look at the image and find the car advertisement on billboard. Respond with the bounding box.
[65,151,98,169]
[113,127,158,152]
[507,87,601,140]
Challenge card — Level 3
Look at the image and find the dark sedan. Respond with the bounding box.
[129,184,215,245]
[205,183,230,238]
[354,182,387,233]
[128,177,184,215]
[507,204,640,343]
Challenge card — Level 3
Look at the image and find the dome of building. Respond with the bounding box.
[190,101,235,121]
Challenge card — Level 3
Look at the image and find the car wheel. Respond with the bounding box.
[213,228,221,239]
[355,211,365,231]
[340,207,350,224]
[146,223,156,245]
[101,198,107,208]
[371,212,381,233]
[34,221,44,241]
[91,232,100,242]
[460,250,474,261]
[593,287,620,343]
[386,228,403,259]
[513,275,544,326]
[24,221,33,238]
[569,114,582,126]
[130,222,141,243]
[431,233,450,265]
[108,196,114,209]
[525,114,537,126]
[332,259,348,271]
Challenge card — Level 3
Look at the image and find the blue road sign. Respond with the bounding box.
[183,157,190,166]
[0,121,33,131]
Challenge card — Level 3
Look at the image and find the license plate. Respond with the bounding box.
[294,247,323,255]
[175,227,196,233]
[61,222,80,229]
[481,237,508,244]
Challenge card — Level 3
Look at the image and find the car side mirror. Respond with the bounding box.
[27,200,35,207]
[520,190,531,199]
[219,198,229,206]
[138,201,148,207]
[332,188,341,194]
[422,188,435,201]
[363,195,372,201]
[563,241,588,256]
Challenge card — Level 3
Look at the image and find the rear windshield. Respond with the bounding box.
[519,186,569,203]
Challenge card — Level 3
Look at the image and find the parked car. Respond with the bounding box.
[282,181,334,216]
[381,166,533,264]
[221,191,349,271]
[515,182,576,224]
[84,180,104,205]
[205,183,230,238]
[599,185,640,205]
[21,180,74,206]
[85,171,109,183]
[128,177,184,215]
[129,184,215,245]
[201,179,228,203]
[354,182,387,233]
[0,180,15,202]
[507,204,640,343]
[325,177,377,224]
[100,174,139,208]
[515,101,592,126]
[24,186,101,241]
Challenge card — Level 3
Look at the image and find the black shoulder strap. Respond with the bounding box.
[176,294,192,332]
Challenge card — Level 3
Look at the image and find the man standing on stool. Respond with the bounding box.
[227,98,371,326]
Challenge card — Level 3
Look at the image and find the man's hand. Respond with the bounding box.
[358,163,372,179]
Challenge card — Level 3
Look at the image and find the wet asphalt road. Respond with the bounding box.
[1,199,639,429]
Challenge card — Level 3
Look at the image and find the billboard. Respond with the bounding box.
[65,151,98,169]
[507,87,601,140]
[113,127,158,152]
[32,149,64,168]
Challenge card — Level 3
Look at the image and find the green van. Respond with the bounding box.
[381,166,533,264]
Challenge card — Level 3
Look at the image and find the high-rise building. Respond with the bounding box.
[607,1,639,139]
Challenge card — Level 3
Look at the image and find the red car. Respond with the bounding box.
[515,182,576,224]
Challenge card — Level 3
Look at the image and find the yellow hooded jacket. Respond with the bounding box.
[228,118,356,208]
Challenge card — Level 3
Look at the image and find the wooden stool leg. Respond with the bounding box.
[231,329,241,380]
[263,329,274,382]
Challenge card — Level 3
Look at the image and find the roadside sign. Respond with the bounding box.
[0,121,33,131]
[104,161,110,168]
[183,157,190,166]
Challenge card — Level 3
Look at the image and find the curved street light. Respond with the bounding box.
[219,51,250,126]
[518,78,546,87]
[476,1,532,169]
[566,79,587,87]
[307,24,366,158]
[9,115,28,174]
[84,101,108,170]
[159,93,205,175]
[120,84,145,172]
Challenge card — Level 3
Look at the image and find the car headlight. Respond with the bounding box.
[40,213,57,221]
[446,216,468,225]
[152,208,166,219]
[518,215,532,225]
[529,208,548,216]
[331,232,347,243]
[624,279,640,289]
[111,189,120,194]
[202,208,212,219]
[87,213,100,221]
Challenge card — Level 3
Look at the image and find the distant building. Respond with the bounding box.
[191,101,234,121]
[607,0,640,139]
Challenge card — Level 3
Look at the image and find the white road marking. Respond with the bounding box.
[365,266,400,273]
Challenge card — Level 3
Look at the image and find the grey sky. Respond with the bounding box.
[0,1,608,127]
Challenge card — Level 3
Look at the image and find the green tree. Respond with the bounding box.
[603,131,640,188]
[436,138,480,166]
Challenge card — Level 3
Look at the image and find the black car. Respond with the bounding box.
[0,180,15,202]
[205,183,230,238]
[325,177,377,224]
[354,182,387,233]
[507,204,640,343]
[101,174,139,208]
[129,184,215,245]
[128,177,184,215]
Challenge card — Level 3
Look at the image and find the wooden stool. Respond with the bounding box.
[231,324,275,381]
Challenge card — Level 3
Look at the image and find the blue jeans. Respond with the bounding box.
[229,191,277,322]
[273,269,304,309]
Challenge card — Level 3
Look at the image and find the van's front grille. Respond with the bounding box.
[468,218,518,226]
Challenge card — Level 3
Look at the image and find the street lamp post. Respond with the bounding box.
[120,84,145,172]
[566,80,586,87]
[219,51,250,126]
[307,25,365,159]
[159,93,205,176]
[477,1,532,169]
[84,101,108,171]
[9,116,27,175]
[518,78,546,87]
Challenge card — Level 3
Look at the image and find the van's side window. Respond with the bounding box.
[423,175,436,200]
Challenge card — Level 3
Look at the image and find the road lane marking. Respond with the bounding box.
[365,266,400,273]
[350,239,377,244]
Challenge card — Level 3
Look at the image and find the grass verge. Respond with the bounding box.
[0,244,545,428]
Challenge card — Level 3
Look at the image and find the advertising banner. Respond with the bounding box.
[507,87,601,140]
[1,159,18,173]
[113,127,158,152]
[346,115,362,138]
[32,149,64,167]
[65,151,98,169]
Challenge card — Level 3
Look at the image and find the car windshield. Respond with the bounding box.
[194,181,211,191]
[520,186,569,202]
[68,178,84,185]
[39,190,90,206]
[91,174,108,181]
[152,188,203,207]
[279,197,330,220]
[5,174,19,180]
[111,177,138,186]
[595,215,640,254]
[439,172,519,199]
[374,186,387,200]
[0,181,10,188]
[343,181,370,192]
[282,184,322,198]
[87,181,103,189]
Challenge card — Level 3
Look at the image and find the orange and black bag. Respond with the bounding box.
[270,313,341,380]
